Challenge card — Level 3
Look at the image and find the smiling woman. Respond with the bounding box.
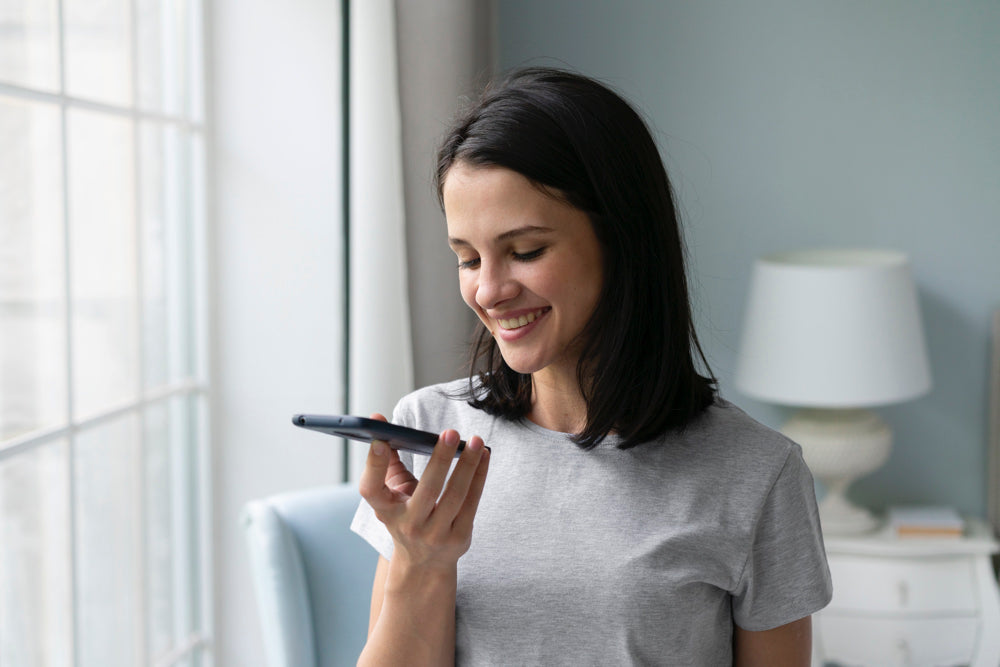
[350,67,832,666]
[444,165,603,403]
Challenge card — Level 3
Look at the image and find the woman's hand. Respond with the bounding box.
[358,413,490,570]
[357,414,490,666]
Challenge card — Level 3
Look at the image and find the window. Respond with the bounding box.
[0,1,210,665]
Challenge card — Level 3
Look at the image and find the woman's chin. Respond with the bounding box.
[497,349,544,376]
[499,345,582,378]
[502,359,540,375]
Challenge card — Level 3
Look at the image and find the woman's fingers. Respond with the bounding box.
[358,413,412,511]
[358,414,490,561]
[407,429,463,516]
[357,434,398,509]
[385,453,419,496]
[451,441,489,537]
[431,436,487,525]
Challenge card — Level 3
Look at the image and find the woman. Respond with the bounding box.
[352,67,832,666]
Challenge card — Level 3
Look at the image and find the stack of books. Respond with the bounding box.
[886,506,965,538]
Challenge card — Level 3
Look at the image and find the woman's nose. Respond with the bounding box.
[475,260,517,310]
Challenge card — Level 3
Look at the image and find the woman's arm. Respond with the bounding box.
[367,556,389,637]
[356,415,490,666]
[733,616,812,667]
[360,553,458,665]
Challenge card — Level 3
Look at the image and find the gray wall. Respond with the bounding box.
[498,1,1000,517]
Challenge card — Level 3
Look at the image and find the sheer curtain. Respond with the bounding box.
[348,0,493,480]
[348,0,414,480]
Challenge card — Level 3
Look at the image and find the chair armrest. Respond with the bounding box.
[243,500,316,667]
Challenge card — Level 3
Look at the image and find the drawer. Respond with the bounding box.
[827,555,977,613]
[815,614,978,666]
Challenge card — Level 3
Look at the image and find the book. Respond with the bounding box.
[886,505,965,538]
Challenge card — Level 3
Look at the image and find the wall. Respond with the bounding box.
[498,1,1000,516]
[209,1,345,664]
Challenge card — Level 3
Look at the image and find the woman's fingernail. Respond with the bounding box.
[372,440,388,457]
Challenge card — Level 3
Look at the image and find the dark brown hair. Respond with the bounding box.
[436,67,716,449]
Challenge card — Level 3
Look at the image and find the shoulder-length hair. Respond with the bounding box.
[436,67,716,449]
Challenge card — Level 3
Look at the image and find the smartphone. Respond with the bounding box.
[292,414,465,457]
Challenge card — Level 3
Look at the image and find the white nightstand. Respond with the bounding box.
[813,519,1000,667]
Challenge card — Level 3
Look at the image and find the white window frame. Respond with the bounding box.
[0,0,212,664]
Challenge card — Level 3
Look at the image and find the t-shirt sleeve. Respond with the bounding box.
[350,497,394,560]
[731,446,833,631]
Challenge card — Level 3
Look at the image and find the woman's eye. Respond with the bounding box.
[457,257,481,269]
[513,247,546,262]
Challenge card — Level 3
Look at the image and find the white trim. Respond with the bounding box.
[989,309,1000,535]
[0,382,208,460]
[150,632,211,667]
[347,0,414,480]
[196,0,215,658]
[127,0,150,660]
[0,81,205,131]
[195,393,214,666]
[51,0,81,661]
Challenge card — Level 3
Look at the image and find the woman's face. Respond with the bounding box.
[443,163,604,380]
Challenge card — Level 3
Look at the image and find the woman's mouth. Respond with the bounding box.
[497,307,550,331]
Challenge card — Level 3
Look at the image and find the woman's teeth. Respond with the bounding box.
[498,309,546,330]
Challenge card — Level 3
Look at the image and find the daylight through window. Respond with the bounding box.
[0,1,210,664]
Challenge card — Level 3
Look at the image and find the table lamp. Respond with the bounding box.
[734,249,932,534]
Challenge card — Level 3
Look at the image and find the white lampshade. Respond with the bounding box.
[735,249,932,408]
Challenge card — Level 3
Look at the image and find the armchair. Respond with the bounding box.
[243,484,376,667]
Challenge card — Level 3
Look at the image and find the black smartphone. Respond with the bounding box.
[292,414,465,457]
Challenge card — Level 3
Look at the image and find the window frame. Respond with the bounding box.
[0,0,212,663]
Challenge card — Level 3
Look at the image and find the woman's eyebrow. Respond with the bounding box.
[448,225,554,248]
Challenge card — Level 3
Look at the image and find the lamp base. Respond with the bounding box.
[816,487,881,534]
[782,408,892,536]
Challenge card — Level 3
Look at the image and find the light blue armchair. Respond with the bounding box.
[243,484,377,667]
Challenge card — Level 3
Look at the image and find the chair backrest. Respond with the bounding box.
[243,484,377,667]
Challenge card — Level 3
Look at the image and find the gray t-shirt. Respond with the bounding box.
[351,379,832,665]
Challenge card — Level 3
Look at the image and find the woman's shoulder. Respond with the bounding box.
[674,397,804,472]
[392,378,493,433]
[700,398,795,444]
[625,399,815,522]
[394,377,469,412]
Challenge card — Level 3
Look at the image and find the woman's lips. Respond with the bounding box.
[494,307,550,341]
[497,307,549,330]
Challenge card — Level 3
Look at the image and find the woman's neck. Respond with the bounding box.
[527,368,589,435]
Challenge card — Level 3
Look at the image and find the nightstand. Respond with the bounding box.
[813,518,1000,667]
